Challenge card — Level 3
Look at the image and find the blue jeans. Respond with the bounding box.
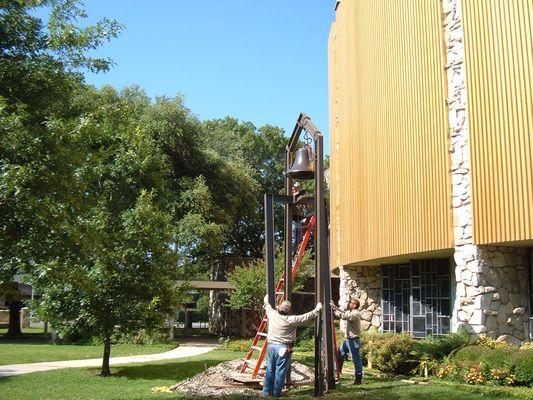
[263,343,291,397]
[338,337,363,376]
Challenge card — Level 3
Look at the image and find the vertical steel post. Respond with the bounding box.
[284,151,293,301]
[265,194,275,308]
[314,206,324,396]
[314,304,324,396]
[314,139,324,396]
[316,135,335,389]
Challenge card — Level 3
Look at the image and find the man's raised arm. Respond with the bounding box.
[287,303,322,326]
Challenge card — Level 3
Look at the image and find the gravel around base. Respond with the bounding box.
[171,358,314,397]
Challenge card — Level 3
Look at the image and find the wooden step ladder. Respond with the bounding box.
[240,215,316,378]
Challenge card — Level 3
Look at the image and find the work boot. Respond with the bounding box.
[354,373,363,385]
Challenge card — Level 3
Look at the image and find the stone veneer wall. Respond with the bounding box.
[455,246,529,345]
[338,265,382,331]
[444,0,529,345]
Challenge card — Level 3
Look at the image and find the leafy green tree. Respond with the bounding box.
[33,86,183,376]
[143,109,259,277]
[0,0,120,337]
[203,117,287,257]
[31,86,260,375]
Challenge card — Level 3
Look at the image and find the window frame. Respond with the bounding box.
[381,258,452,338]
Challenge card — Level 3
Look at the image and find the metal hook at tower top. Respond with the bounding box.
[303,130,313,146]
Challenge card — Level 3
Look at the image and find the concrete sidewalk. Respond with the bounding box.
[0,344,218,378]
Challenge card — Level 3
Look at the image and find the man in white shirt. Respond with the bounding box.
[262,296,322,397]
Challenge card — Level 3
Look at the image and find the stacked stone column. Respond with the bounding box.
[444,0,529,345]
[338,266,382,330]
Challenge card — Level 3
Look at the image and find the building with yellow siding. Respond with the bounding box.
[328,0,532,344]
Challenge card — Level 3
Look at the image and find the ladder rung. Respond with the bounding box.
[257,332,267,337]
[251,346,263,352]
[275,291,284,295]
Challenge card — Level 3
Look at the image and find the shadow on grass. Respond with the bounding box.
[0,376,13,385]
[0,334,50,344]
[111,359,226,381]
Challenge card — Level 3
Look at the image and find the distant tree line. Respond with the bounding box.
[0,0,286,375]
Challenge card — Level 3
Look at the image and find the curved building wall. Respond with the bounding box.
[328,0,453,268]
[462,0,533,245]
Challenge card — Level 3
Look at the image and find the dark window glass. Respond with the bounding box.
[413,317,425,332]
[381,264,410,333]
[381,258,451,338]
[412,301,420,315]
[441,299,450,316]
[440,317,450,331]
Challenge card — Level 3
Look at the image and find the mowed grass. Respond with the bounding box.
[0,342,174,365]
[1,348,532,400]
[291,374,533,400]
[0,349,237,400]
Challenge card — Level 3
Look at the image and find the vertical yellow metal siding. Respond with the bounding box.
[463,0,533,244]
[328,21,340,270]
[329,0,453,266]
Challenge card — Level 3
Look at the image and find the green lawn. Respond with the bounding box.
[291,374,533,400]
[1,349,532,400]
[0,342,174,365]
[0,349,236,400]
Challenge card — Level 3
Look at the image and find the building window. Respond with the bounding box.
[381,258,451,338]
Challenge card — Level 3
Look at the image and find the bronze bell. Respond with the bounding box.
[286,146,315,180]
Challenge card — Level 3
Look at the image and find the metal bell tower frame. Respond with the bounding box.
[264,113,336,396]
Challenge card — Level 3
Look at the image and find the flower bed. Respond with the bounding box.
[436,345,533,387]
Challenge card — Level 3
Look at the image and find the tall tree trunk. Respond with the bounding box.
[6,300,22,337]
[101,335,112,376]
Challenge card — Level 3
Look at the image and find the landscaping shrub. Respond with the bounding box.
[454,345,515,368]
[474,336,511,349]
[360,330,388,368]
[520,342,533,351]
[295,338,314,352]
[113,328,168,345]
[294,326,315,352]
[487,367,516,386]
[439,345,533,386]
[464,365,486,385]
[370,333,417,374]
[296,325,315,342]
[436,361,461,381]
[413,332,471,360]
[220,338,253,352]
[513,349,533,386]
[359,331,468,375]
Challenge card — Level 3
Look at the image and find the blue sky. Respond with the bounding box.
[81,0,335,153]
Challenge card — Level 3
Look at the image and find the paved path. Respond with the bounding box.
[0,341,218,378]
